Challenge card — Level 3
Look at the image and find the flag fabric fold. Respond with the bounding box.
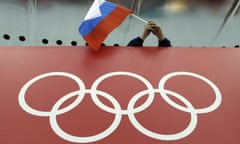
[79,0,132,50]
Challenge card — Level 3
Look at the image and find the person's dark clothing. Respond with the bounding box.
[127,37,171,47]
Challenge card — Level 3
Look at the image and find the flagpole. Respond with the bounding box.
[130,14,148,23]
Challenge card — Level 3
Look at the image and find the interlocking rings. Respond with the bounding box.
[18,71,222,143]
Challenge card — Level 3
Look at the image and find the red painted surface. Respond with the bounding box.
[0,46,240,144]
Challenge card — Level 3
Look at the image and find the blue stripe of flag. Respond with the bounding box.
[79,1,117,37]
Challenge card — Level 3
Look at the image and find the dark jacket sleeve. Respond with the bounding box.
[127,37,144,46]
[158,38,171,47]
[127,37,172,47]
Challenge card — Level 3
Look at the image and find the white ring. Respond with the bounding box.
[18,72,86,117]
[159,71,222,114]
[128,89,198,140]
[49,89,122,143]
[91,71,154,115]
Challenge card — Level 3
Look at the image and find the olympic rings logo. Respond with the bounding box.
[18,71,222,143]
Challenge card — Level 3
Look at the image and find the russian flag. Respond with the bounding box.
[79,0,132,50]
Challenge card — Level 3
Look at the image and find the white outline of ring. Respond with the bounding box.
[128,89,198,141]
[17,71,223,143]
[49,89,122,143]
[18,72,86,117]
[158,71,222,114]
[91,71,154,115]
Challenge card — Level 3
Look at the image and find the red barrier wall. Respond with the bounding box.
[1,46,240,144]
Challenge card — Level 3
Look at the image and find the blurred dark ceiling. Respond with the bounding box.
[0,0,239,47]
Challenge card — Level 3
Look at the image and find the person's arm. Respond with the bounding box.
[151,22,172,47]
[127,37,144,46]
[158,38,171,47]
[127,21,172,47]
[127,21,152,46]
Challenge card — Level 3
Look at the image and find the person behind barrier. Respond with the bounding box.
[127,21,171,47]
